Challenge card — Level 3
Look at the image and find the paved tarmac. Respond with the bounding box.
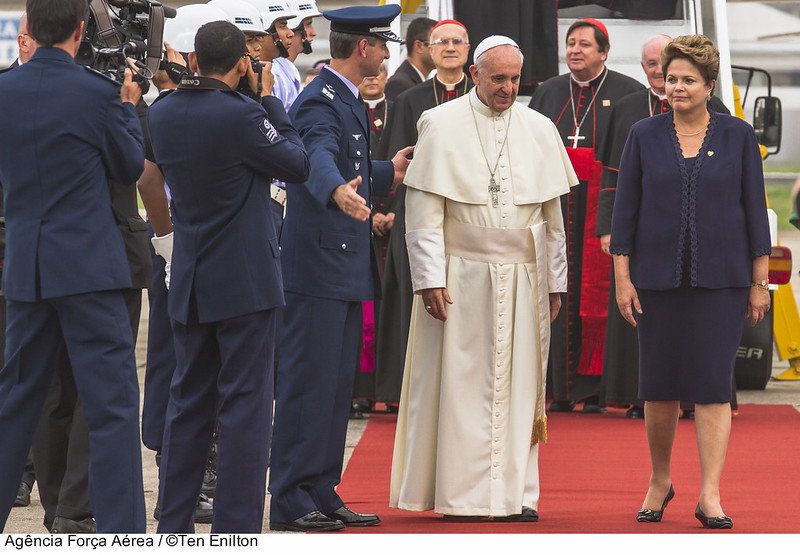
[5,230,800,534]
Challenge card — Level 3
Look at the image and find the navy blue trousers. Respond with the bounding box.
[268,293,362,523]
[0,291,145,532]
[157,303,277,533]
[141,225,175,452]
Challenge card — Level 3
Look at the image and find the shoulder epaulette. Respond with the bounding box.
[82,66,119,84]
[321,83,336,101]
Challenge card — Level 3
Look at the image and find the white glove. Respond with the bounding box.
[151,232,173,290]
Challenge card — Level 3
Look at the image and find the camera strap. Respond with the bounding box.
[178,76,233,91]
[146,4,166,79]
[89,0,121,48]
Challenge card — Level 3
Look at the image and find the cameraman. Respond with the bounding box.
[147,20,308,533]
[0,0,147,533]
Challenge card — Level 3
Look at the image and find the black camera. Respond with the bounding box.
[236,54,263,100]
[76,0,176,94]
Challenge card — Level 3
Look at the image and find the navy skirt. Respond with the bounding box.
[636,285,749,404]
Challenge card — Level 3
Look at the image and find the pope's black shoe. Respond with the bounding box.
[269,510,345,532]
[494,507,539,522]
[14,482,31,507]
[325,506,381,527]
[51,516,97,533]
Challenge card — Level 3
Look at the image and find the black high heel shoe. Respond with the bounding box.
[636,485,675,522]
[694,503,733,529]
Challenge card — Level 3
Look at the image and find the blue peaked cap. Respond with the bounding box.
[323,4,403,43]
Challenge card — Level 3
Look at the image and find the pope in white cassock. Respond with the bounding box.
[390,36,579,520]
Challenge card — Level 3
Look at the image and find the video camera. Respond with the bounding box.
[76,0,177,94]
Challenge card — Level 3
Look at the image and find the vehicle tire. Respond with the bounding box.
[734,292,774,390]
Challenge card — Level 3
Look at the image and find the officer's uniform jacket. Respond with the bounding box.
[147,85,309,325]
[0,48,144,302]
[280,67,395,301]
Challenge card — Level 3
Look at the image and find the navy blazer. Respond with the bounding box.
[384,59,424,102]
[0,48,144,302]
[610,111,771,290]
[147,89,309,324]
[280,67,394,301]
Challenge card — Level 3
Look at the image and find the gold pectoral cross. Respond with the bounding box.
[489,178,500,208]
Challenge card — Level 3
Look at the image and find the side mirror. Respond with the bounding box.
[753,96,782,156]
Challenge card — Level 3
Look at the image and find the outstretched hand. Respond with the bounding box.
[332,176,369,221]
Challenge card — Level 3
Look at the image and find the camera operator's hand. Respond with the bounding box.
[260,61,274,97]
[120,64,143,106]
[163,42,185,68]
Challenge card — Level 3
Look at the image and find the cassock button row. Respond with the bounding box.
[495,412,500,417]
[496,387,501,392]
[494,438,500,442]
[341,244,347,250]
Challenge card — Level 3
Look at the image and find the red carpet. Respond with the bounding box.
[335,405,800,533]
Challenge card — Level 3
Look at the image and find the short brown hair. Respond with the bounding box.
[661,34,719,86]
[329,31,379,60]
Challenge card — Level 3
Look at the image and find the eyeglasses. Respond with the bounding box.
[429,37,466,47]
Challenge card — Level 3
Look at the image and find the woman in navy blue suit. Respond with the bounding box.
[611,35,771,529]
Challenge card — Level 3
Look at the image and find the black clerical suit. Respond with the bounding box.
[530,68,643,407]
[373,75,472,404]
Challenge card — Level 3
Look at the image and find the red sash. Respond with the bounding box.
[566,147,609,376]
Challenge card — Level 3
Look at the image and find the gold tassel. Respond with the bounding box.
[530,415,548,445]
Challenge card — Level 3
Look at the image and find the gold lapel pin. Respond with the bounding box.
[707,151,714,157]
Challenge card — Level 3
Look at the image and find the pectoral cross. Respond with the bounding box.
[489,178,500,207]
[568,126,585,148]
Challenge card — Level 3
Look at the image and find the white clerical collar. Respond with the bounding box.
[363,96,386,109]
[571,67,606,88]
[469,87,511,118]
[649,88,667,100]
[408,59,428,82]
[435,73,465,91]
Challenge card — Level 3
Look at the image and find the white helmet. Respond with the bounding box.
[240,0,297,32]
[163,4,231,52]
[207,0,267,36]
[285,0,321,25]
